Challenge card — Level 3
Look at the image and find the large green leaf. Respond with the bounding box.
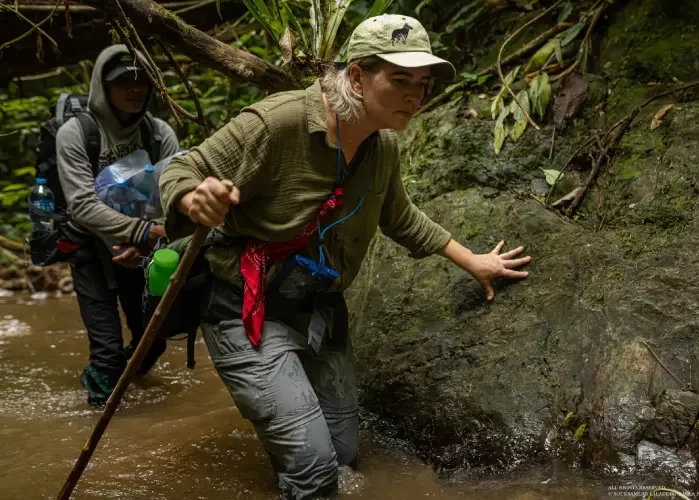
[529,72,551,120]
[509,90,530,142]
[491,66,520,119]
[525,40,556,73]
[511,89,530,123]
[240,0,286,44]
[320,0,353,59]
[493,107,510,154]
[559,22,585,47]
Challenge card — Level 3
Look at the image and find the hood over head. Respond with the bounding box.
[88,44,154,136]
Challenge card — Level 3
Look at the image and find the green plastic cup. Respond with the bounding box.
[148,248,180,296]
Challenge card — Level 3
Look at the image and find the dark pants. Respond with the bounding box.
[70,241,164,376]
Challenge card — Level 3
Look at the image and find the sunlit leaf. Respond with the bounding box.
[651,104,673,130]
[13,166,36,178]
[573,424,587,441]
[541,168,564,186]
[493,107,510,154]
[525,40,556,73]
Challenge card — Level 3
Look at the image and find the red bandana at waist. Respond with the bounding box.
[239,188,343,346]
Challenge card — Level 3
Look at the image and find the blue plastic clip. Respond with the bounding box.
[294,254,339,280]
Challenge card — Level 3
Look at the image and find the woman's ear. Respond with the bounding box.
[348,64,363,95]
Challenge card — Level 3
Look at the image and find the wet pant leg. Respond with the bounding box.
[202,318,340,500]
[70,249,125,374]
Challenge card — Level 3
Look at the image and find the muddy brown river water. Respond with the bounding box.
[0,292,675,499]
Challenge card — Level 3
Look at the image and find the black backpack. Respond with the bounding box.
[30,92,162,266]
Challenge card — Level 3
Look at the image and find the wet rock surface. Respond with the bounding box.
[347,0,699,487]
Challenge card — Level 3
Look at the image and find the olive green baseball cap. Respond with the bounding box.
[347,14,456,82]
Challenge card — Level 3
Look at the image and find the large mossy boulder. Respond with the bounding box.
[347,0,699,485]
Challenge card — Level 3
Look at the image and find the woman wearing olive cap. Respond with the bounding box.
[160,14,531,499]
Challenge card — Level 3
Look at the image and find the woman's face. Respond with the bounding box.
[353,62,433,130]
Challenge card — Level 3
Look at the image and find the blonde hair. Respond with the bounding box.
[320,56,384,123]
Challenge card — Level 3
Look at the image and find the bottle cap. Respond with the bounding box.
[36,178,47,185]
[152,248,179,270]
[144,164,154,173]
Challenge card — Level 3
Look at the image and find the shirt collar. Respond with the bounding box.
[306,79,327,135]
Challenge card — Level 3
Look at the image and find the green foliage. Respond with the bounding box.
[240,0,395,64]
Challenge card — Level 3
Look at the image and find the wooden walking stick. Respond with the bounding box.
[57,224,210,500]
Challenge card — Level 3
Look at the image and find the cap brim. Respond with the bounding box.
[376,52,456,82]
[104,66,140,82]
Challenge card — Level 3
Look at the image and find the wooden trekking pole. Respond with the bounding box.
[57,224,210,500]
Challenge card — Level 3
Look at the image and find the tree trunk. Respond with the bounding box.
[90,0,300,93]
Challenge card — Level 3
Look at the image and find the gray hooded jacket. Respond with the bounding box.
[56,45,179,245]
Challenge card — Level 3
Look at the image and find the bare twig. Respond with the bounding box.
[0,0,60,52]
[113,0,167,94]
[416,19,572,118]
[153,38,210,135]
[544,135,596,204]
[111,19,183,125]
[564,80,699,215]
[642,341,692,391]
[0,131,18,137]
[550,5,604,83]
[496,0,564,131]
[480,22,574,77]
[548,126,556,160]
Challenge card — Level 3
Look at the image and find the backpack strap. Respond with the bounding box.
[76,112,101,175]
[140,112,162,163]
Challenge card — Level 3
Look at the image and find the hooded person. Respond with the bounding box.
[160,14,531,500]
[56,44,180,406]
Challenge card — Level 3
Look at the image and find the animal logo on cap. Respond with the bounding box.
[391,24,413,45]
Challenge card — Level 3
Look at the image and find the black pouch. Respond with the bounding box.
[28,206,88,267]
[141,234,214,369]
[266,253,335,318]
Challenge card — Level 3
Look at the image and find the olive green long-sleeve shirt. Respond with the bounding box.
[159,80,451,292]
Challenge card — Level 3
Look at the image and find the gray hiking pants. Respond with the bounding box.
[201,307,359,499]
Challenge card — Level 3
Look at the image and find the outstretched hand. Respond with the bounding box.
[469,240,531,300]
[439,239,531,301]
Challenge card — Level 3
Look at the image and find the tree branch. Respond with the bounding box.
[88,0,298,93]
[563,80,699,216]
[153,37,210,135]
[0,0,61,53]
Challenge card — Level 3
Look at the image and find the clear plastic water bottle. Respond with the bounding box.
[106,181,135,216]
[131,164,158,219]
[29,178,55,233]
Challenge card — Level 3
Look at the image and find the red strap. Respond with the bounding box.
[56,240,80,254]
[240,188,343,346]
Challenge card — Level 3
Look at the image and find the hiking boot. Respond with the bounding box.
[80,364,121,407]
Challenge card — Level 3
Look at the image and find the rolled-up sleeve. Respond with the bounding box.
[378,137,452,258]
[159,109,273,240]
